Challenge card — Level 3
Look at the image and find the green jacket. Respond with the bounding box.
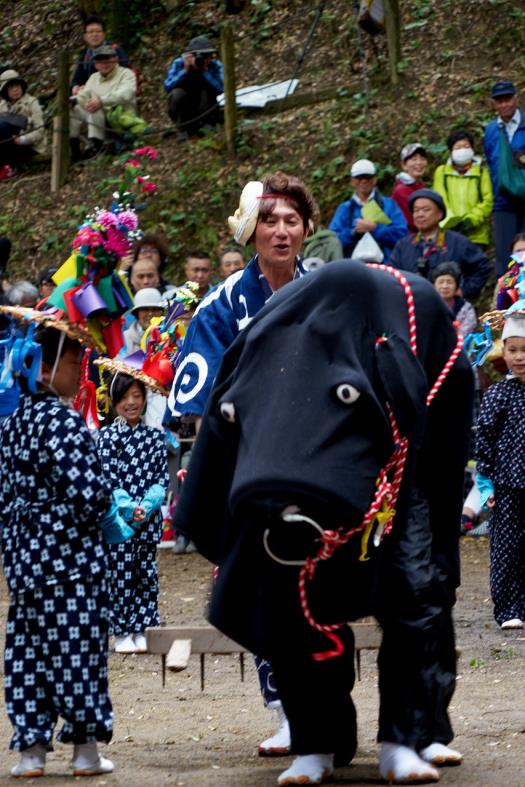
[432,159,493,246]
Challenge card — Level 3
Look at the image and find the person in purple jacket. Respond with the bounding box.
[328,159,408,263]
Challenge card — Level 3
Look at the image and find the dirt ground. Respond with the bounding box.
[0,537,524,787]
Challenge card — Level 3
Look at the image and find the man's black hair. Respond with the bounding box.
[446,128,475,151]
[84,14,106,30]
[186,250,211,261]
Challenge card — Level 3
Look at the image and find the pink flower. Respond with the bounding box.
[117,210,139,231]
[102,226,131,258]
[125,159,140,168]
[96,210,118,228]
[73,226,104,249]
[133,146,158,160]
[140,182,157,194]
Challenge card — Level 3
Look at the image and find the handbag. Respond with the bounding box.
[497,127,525,200]
[0,112,28,131]
[350,231,384,263]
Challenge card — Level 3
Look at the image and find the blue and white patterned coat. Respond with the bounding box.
[0,392,111,595]
[169,255,308,417]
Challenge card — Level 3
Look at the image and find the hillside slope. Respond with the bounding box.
[0,0,522,281]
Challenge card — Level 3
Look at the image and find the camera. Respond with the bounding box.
[192,51,212,69]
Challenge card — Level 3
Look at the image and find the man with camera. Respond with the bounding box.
[164,35,224,142]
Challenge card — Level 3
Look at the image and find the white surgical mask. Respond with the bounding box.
[451,147,474,166]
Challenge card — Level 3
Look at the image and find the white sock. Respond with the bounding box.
[11,743,47,776]
[379,742,440,783]
[419,742,462,766]
[277,754,334,785]
[259,700,291,755]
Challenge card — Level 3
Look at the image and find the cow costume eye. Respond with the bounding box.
[220,402,236,422]
[336,384,360,404]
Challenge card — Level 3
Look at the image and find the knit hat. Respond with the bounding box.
[408,188,446,219]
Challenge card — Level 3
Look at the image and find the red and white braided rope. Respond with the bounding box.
[297,265,463,660]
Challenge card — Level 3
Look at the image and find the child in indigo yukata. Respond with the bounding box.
[476,314,525,629]
[0,326,115,777]
[98,373,168,653]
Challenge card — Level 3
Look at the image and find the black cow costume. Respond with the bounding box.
[175,261,473,781]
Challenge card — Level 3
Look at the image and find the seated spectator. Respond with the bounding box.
[432,261,478,335]
[130,257,161,293]
[182,251,214,298]
[390,189,490,300]
[6,280,38,307]
[218,245,246,279]
[123,287,166,354]
[433,128,493,250]
[132,233,173,293]
[164,35,223,142]
[391,142,428,231]
[70,46,136,160]
[328,159,407,263]
[71,14,129,95]
[0,70,46,180]
[36,266,58,302]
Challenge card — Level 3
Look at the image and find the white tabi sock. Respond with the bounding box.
[277,753,334,785]
[72,742,114,775]
[11,742,47,777]
[379,742,440,784]
[419,742,462,766]
[259,700,291,755]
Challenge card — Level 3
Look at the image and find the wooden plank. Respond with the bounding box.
[146,621,382,656]
[166,639,192,671]
[243,85,341,116]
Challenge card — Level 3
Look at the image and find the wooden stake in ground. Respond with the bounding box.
[221,23,237,155]
[51,50,70,194]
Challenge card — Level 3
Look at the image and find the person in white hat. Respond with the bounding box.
[476,312,525,630]
[123,288,165,355]
[328,158,408,263]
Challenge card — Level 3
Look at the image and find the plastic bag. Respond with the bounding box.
[350,232,384,263]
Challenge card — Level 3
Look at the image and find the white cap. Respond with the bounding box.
[502,314,525,340]
[131,287,165,313]
[350,159,376,177]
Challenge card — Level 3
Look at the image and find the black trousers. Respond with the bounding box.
[166,70,221,135]
[0,121,34,167]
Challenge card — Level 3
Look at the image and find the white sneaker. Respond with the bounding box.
[500,618,523,629]
[114,634,137,653]
[134,632,148,652]
[11,743,46,777]
[259,700,291,756]
[72,742,114,776]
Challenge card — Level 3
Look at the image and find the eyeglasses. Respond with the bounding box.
[353,175,374,181]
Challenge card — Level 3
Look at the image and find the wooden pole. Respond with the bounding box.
[221,23,237,155]
[51,50,70,193]
[384,0,401,86]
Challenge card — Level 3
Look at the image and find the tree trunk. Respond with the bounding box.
[384,0,401,86]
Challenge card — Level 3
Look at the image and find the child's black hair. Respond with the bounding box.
[34,325,80,367]
[109,372,146,407]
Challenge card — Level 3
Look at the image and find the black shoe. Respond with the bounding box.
[81,138,103,160]
[69,138,82,163]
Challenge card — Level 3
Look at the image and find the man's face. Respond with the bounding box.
[351,175,377,201]
[84,23,105,49]
[185,257,213,293]
[219,251,245,279]
[402,153,427,181]
[412,198,443,233]
[94,56,118,77]
[493,94,518,123]
[131,260,160,291]
[254,201,306,268]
